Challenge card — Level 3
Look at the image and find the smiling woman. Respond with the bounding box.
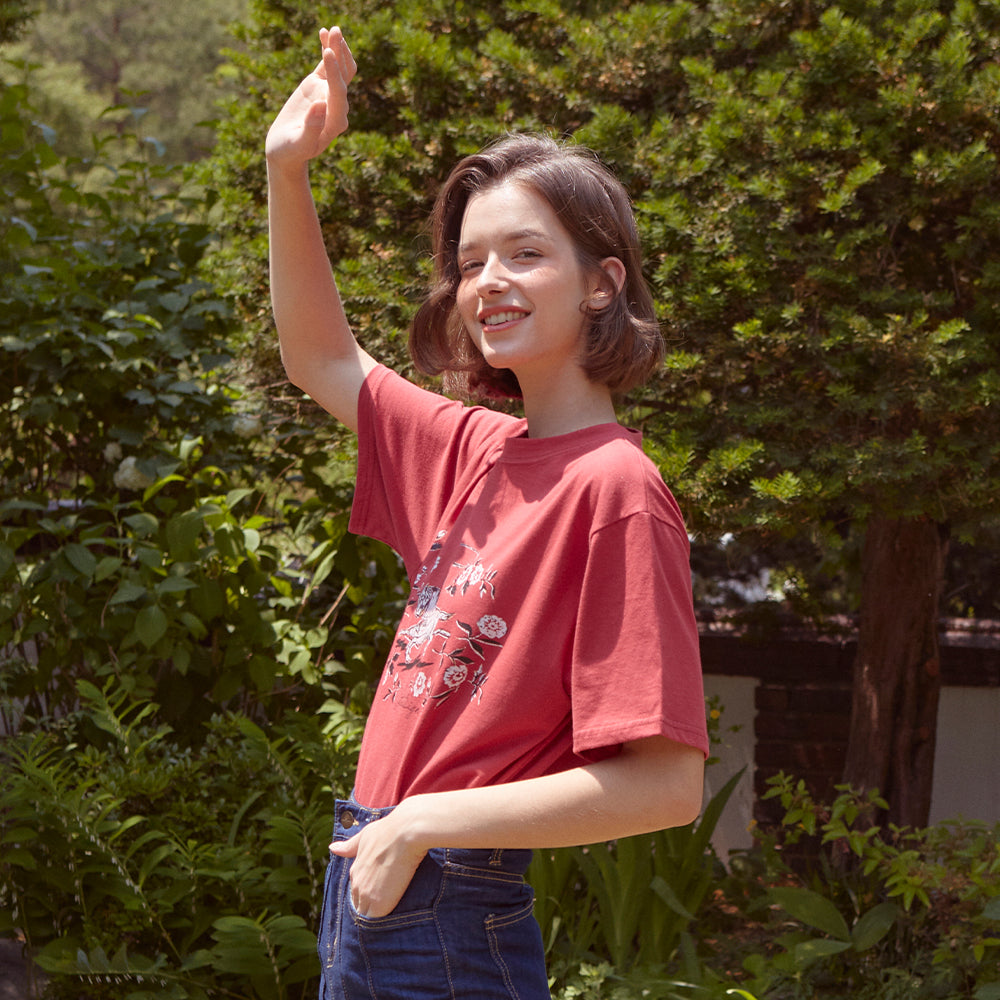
[265,25,707,1000]
[454,181,612,417]
[411,132,663,405]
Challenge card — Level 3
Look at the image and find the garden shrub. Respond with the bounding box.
[0,680,359,999]
[0,61,408,735]
[705,775,1000,1000]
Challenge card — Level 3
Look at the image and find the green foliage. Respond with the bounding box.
[1,467,378,730]
[0,0,33,44]
[0,66,408,733]
[551,960,763,1000]
[734,774,1000,999]
[531,769,745,974]
[637,0,1000,536]
[1,71,241,502]
[4,0,250,163]
[0,682,353,999]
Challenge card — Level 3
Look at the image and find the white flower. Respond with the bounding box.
[443,664,468,689]
[477,615,508,640]
[103,441,123,464]
[113,456,154,491]
[232,414,263,439]
[411,672,428,697]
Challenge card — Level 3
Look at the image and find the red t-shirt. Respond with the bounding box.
[349,366,708,808]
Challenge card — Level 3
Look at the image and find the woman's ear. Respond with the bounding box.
[588,257,627,310]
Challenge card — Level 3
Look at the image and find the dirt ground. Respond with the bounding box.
[0,938,34,999]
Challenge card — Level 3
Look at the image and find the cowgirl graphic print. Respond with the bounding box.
[382,537,507,710]
[348,366,709,807]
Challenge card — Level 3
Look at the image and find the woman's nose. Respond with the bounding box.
[476,255,508,294]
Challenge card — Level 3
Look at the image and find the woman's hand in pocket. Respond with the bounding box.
[330,804,427,919]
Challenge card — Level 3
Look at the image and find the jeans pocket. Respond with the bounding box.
[484,898,548,1000]
[347,850,445,926]
[344,855,452,999]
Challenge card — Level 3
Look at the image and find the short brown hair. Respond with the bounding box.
[409,134,663,399]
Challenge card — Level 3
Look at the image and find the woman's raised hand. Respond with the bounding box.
[265,26,357,167]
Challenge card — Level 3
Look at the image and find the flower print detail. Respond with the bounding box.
[448,543,498,599]
[388,537,509,709]
[477,615,507,640]
[468,667,488,704]
[398,584,453,662]
[443,664,468,689]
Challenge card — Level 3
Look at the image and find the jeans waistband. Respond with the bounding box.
[333,794,533,875]
[335,793,394,834]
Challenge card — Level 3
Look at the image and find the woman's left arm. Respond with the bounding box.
[332,735,704,918]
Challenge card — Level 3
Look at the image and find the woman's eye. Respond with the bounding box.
[459,260,482,274]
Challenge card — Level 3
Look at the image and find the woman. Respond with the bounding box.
[266,26,708,1000]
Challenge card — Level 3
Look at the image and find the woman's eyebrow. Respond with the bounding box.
[458,228,551,255]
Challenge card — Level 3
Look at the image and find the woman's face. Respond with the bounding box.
[455,181,598,389]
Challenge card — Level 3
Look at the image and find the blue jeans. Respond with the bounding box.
[317,796,550,1000]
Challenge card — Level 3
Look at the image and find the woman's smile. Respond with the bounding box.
[456,180,594,385]
[479,308,530,328]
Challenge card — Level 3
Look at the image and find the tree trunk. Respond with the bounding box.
[842,515,947,829]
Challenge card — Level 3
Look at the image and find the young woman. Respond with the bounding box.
[266,26,709,1000]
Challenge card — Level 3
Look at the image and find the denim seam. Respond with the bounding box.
[484,898,537,1000]
[442,861,524,885]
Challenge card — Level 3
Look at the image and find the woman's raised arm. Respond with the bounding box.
[266,27,377,432]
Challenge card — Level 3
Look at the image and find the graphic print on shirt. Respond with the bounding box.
[381,534,507,712]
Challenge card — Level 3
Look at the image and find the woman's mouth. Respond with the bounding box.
[481,309,528,327]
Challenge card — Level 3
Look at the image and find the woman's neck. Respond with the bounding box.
[519,370,617,438]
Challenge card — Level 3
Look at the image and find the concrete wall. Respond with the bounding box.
[930,685,1000,825]
[704,671,1000,863]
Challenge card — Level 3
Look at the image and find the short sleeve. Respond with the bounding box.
[571,511,709,758]
[350,366,522,573]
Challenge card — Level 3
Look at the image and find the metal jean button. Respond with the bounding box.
[340,809,355,829]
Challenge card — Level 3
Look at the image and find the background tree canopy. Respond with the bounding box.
[3,0,1000,996]
[203,0,1000,827]
[2,0,249,162]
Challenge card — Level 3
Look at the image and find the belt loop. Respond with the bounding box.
[489,848,503,867]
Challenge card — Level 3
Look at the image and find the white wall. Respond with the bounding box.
[702,675,758,860]
[701,675,1000,865]
[930,685,1000,825]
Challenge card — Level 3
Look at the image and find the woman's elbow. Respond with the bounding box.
[626,737,706,830]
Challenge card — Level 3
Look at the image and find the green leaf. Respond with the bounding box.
[794,938,852,968]
[851,902,898,951]
[64,542,97,579]
[124,513,159,538]
[110,581,148,605]
[770,887,851,941]
[166,509,204,561]
[983,897,1000,920]
[135,605,168,649]
[94,556,124,582]
[651,874,697,920]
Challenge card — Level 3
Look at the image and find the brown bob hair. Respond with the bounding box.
[409,134,664,399]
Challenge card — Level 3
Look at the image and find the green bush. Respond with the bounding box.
[0,681,358,999]
[706,775,1000,1000]
[0,456,406,734]
[0,62,408,734]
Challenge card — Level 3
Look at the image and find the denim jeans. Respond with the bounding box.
[317,796,550,1000]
